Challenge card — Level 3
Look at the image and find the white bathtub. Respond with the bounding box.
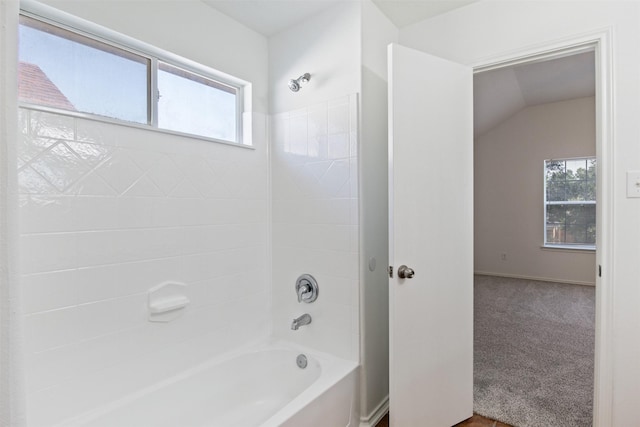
[59,342,359,427]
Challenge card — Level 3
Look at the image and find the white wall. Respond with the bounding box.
[269,2,360,114]
[475,97,596,285]
[270,4,398,422]
[359,0,398,423]
[400,2,640,424]
[269,2,360,362]
[0,0,26,424]
[270,95,359,360]
[16,2,271,424]
[269,2,361,362]
[19,110,269,425]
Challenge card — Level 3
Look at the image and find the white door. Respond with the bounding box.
[388,43,474,426]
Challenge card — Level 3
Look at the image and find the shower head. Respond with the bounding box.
[288,79,301,92]
[288,73,311,92]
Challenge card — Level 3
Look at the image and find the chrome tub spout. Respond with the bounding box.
[291,313,312,330]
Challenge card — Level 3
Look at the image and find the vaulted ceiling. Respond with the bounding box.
[474,51,595,137]
[201,0,478,37]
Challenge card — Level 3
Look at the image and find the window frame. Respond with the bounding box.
[543,156,596,251]
[19,13,153,125]
[156,61,241,142]
[18,2,250,148]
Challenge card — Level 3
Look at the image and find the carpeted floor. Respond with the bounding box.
[474,275,595,427]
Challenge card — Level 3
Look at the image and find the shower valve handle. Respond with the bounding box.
[297,283,311,302]
[295,274,319,303]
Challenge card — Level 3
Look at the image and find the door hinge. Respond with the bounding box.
[598,265,602,277]
[388,265,393,278]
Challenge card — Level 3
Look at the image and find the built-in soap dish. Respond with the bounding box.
[148,282,189,323]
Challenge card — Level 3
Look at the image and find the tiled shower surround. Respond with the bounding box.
[271,94,360,361]
[18,94,359,424]
[18,109,269,425]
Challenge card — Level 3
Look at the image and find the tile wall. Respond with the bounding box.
[18,109,270,425]
[271,94,360,361]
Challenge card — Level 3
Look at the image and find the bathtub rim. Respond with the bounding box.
[55,339,359,427]
[259,341,359,427]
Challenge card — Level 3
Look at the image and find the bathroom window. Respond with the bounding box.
[18,11,245,145]
[158,62,238,142]
[18,15,149,123]
[544,157,596,249]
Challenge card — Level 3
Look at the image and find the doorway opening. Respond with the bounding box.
[472,48,598,426]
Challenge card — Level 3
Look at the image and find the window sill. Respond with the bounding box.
[541,245,596,253]
[20,103,254,150]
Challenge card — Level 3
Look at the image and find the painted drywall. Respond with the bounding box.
[269,3,361,362]
[269,2,361,114]
[475,97,596,285]
[400,2,640,424]
[0,1,26,425]
[362,0,399,81]
[359,0,398,423]
[15,1,271,424]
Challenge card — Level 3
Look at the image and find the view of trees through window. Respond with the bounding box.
[545,157,596,248]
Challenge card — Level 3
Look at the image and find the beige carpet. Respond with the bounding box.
[474,275,595,427]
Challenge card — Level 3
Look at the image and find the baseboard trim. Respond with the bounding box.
[359,395,389,427]
[475,271,595,287]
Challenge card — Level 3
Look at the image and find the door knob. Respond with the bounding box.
[397,265,415,279]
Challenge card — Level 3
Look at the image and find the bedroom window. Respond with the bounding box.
[544,157,596,250]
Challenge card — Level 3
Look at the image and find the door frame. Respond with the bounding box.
[471,29,613,427]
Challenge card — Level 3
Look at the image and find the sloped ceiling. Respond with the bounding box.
[371,0,478,28]
[202,0,478,37]
[201,0,341,37]
[474,51,595,137]
[200,0,594,138]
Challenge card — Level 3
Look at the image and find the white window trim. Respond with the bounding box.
[543,156,596,250]
[541,244,596,252]
[19,0,253,148]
